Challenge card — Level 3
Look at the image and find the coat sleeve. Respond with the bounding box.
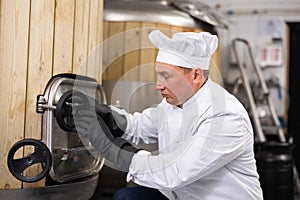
[127,112,253,190]
[122,104,161,145]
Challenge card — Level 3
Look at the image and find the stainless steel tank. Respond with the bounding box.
[104,0,226,30]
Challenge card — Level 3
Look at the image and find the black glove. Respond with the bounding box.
[75,110,139,172]
[94,104,127,138]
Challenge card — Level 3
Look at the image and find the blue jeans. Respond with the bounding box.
[111,186,169,200]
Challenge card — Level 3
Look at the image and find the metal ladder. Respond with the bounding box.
[232,38,300,197]
[232,38,285,143]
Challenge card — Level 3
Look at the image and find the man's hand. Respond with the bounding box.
[95,104,127,138]
[75,110,138,172]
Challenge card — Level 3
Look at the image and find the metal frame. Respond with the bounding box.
[232,38,286,143]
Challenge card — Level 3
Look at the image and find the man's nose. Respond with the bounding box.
[155,81,165,90]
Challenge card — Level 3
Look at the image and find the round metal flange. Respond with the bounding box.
[7,139,52,183]
[55,90,90,132]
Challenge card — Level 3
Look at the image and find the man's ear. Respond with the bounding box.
[192,68,204,83]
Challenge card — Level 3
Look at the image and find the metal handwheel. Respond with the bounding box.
[7,138,52,183]
[55,90,90,132]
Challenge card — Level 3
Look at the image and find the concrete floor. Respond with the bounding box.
[90,190,113,200]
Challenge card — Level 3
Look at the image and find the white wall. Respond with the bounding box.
[204,0,300,16]
[201,0,300,120]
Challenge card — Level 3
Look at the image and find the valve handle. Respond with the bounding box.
[55,90,90,132]
[7,139,52,183]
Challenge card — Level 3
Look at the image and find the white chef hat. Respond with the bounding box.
[148,30,218,70]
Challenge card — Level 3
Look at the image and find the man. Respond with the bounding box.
[76,30,263,200]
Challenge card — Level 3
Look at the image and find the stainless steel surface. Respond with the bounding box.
[38,74,106,183]
[104,0,218,31]
[0,174,99,200]
[172,0,227,29]
[232,38,286,143]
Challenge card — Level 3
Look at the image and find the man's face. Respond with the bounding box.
[155,62,195,105]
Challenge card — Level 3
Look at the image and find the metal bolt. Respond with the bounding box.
[4,183,10,190]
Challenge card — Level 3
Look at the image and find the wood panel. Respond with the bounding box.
[123,22,141,81]
[102,21,110,79]
[104,22,125,80]
[139,23,157,82]
[210,45,222,85]
[96,0,104,81]
[103,22,221,83]
[170,25,185,34]
[52,0,75,74]
[73,0,103,80]
[155,23,172,40]
[23,0,55,188]
[86,0,103,80]
[0,0,30,190]
[73,0,90,75]
[0,0,103,189]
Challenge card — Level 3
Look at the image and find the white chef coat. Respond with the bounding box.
[122,78,263,200]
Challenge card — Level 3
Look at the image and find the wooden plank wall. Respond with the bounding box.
[0,0,103,189]
[102,22,221,83]
[0,0,30,190]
